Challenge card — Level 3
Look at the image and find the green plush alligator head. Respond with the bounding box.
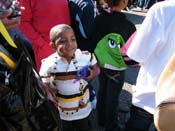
[94,33,127,70]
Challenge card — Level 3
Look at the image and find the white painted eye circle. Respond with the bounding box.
[108,39,116,48]
[118,44,121,48]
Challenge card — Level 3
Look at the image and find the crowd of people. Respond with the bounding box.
[127,0,164,11]
[0,0,175,131]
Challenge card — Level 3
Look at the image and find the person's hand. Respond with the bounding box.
[84,64,100,81]
[0,0,23,18]
[0,0,25,29]
[1,17,21,29]
[0,8,12,19]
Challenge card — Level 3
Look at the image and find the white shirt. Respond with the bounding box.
[39,49,97,120]
[127,1,175,114]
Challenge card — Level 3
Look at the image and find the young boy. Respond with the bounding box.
[39,24,100,131]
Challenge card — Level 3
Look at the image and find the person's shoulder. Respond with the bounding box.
[95,11,109,18]
[154,0,175,7]
[41,52,57,63]
[76,49,91,55]
[93,11,112,26]
[82,50,90,55]
[147,1,175,21]
[75,49,93,60]
[149,1,175,12]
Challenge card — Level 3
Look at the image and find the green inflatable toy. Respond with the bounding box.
[94,33,127,70]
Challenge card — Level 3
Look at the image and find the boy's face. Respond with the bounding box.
[54,28,77,59]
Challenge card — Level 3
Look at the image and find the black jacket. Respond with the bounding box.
[90,10,136,51]
[68,0,97,52]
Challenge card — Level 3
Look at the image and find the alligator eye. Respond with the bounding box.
[118,44,121,48]
[108,39,116,48]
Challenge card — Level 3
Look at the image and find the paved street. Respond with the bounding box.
[90,9,146,131]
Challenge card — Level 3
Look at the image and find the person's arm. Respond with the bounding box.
[19,0,48,48]
[127,4,164,63]
[84,53,100,82]
[156,53,175,105]
[39,59,59,108]
[84,63,100,82]
[79,1,97,39]
[70,0,97,39]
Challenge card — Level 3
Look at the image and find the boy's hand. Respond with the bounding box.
[84,64,100,81]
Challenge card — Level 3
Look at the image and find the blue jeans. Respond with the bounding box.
[97,68,125,131]
[125,105,156,131]
[61,116,90,131]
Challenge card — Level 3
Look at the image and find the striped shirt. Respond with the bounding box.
[40,49,97,121]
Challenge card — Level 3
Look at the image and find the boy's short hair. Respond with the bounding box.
[50,24,72,42]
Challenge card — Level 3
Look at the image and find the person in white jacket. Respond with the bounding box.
[125,0,175,130]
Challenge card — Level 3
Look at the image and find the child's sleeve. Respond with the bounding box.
[39,58,51,83]
[90,53,97,66]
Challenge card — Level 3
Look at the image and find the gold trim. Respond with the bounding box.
[57,89,89,102]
